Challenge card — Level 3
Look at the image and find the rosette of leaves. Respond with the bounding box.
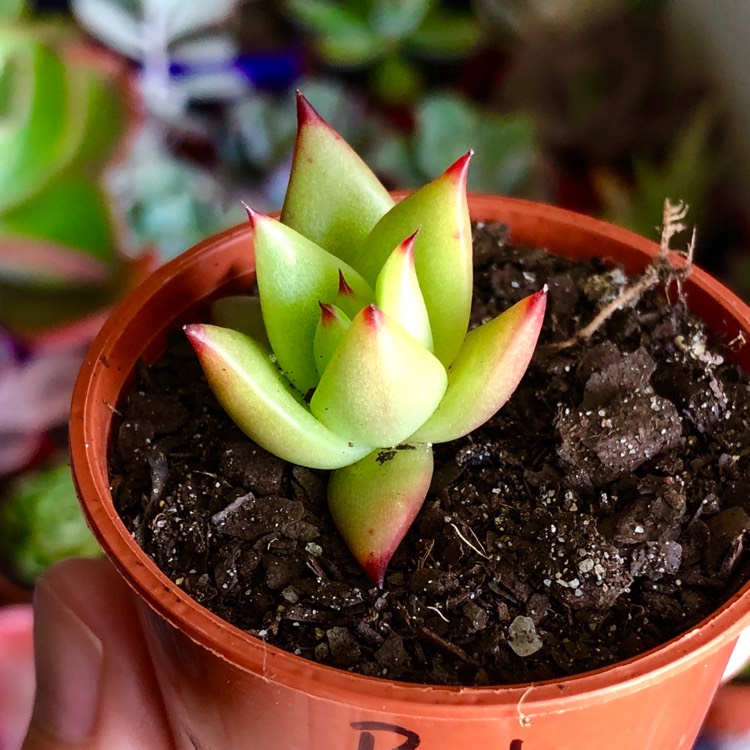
[186,94,546,585]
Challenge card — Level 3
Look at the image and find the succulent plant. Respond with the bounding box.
[185,93,547,586]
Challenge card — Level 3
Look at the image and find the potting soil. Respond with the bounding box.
[110,222,750,686]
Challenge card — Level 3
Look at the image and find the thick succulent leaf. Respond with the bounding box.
[211,295,269,347]
[374,229,432,350]
[354,152,472,368]
[314,302,350,377]
[250,208,372,395]
[310,305,447,446]
[328,443,433,587]
[280,92,394,268]
[412,287,547,444]
[184,324,372,469]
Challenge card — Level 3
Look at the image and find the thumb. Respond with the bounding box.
[23,558,174,749]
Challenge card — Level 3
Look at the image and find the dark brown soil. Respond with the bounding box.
[110,222,750,686]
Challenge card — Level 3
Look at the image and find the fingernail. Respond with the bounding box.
[31,578,103,743]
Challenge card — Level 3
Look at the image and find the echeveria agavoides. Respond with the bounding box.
[185,92,547,587]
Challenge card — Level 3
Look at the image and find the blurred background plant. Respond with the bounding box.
[1,0,748,594]
[0,0,139,600]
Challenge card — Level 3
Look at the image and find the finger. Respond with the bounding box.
[23,557,174,749]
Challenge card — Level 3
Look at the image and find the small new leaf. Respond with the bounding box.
[314,302,350,377]
[374,229,433,350]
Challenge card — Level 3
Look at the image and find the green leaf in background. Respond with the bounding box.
[406,7,481,58]
[316,24,380,67]
[0,462,102,586]
[370,54,422,103]
[0,0,25,21]
[0,176,118,265]
[597,104,717,237]
[286,0,365,37]
[287,0,380,67]
[414,94,476,174]
[415,94,538,195]
[0,32,73,210]
[369,0,432,42]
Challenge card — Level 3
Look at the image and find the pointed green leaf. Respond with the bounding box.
[310,305,447,446]
[184,323,373,470]
[374,229,433,350]
[412,287,547,444]
[328,443,433,587]
[250,208,373,395]
[314,302,350,377]
[354,152,473,367]
[281,92,394,267]
[211,295,269,347]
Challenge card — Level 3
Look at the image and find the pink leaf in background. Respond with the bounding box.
[0,239,109,288]
[0,348,87,433]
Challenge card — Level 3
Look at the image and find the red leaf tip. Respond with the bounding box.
[363,555,388,589]
[338,269,355,297]
[183,323,207,352]
[397,228,420,257]
[362,304,384,330]
[444,151,473,184]
[296,91,325,129]
[319,302,336,325]
[242,202,256,227]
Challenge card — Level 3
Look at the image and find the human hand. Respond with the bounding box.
[23,558,174,749]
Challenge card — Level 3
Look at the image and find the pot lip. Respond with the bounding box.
[70,194,750,718]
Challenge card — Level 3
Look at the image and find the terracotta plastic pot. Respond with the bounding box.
[70,196,750,750]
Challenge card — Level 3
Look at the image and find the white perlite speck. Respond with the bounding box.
[508,616,543,657]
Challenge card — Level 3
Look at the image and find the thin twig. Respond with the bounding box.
[419,626,479,666]
[547,199,695,351]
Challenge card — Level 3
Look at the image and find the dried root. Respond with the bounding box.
[549,199,695,351]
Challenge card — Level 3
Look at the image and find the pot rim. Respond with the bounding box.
[70,194,750,719]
